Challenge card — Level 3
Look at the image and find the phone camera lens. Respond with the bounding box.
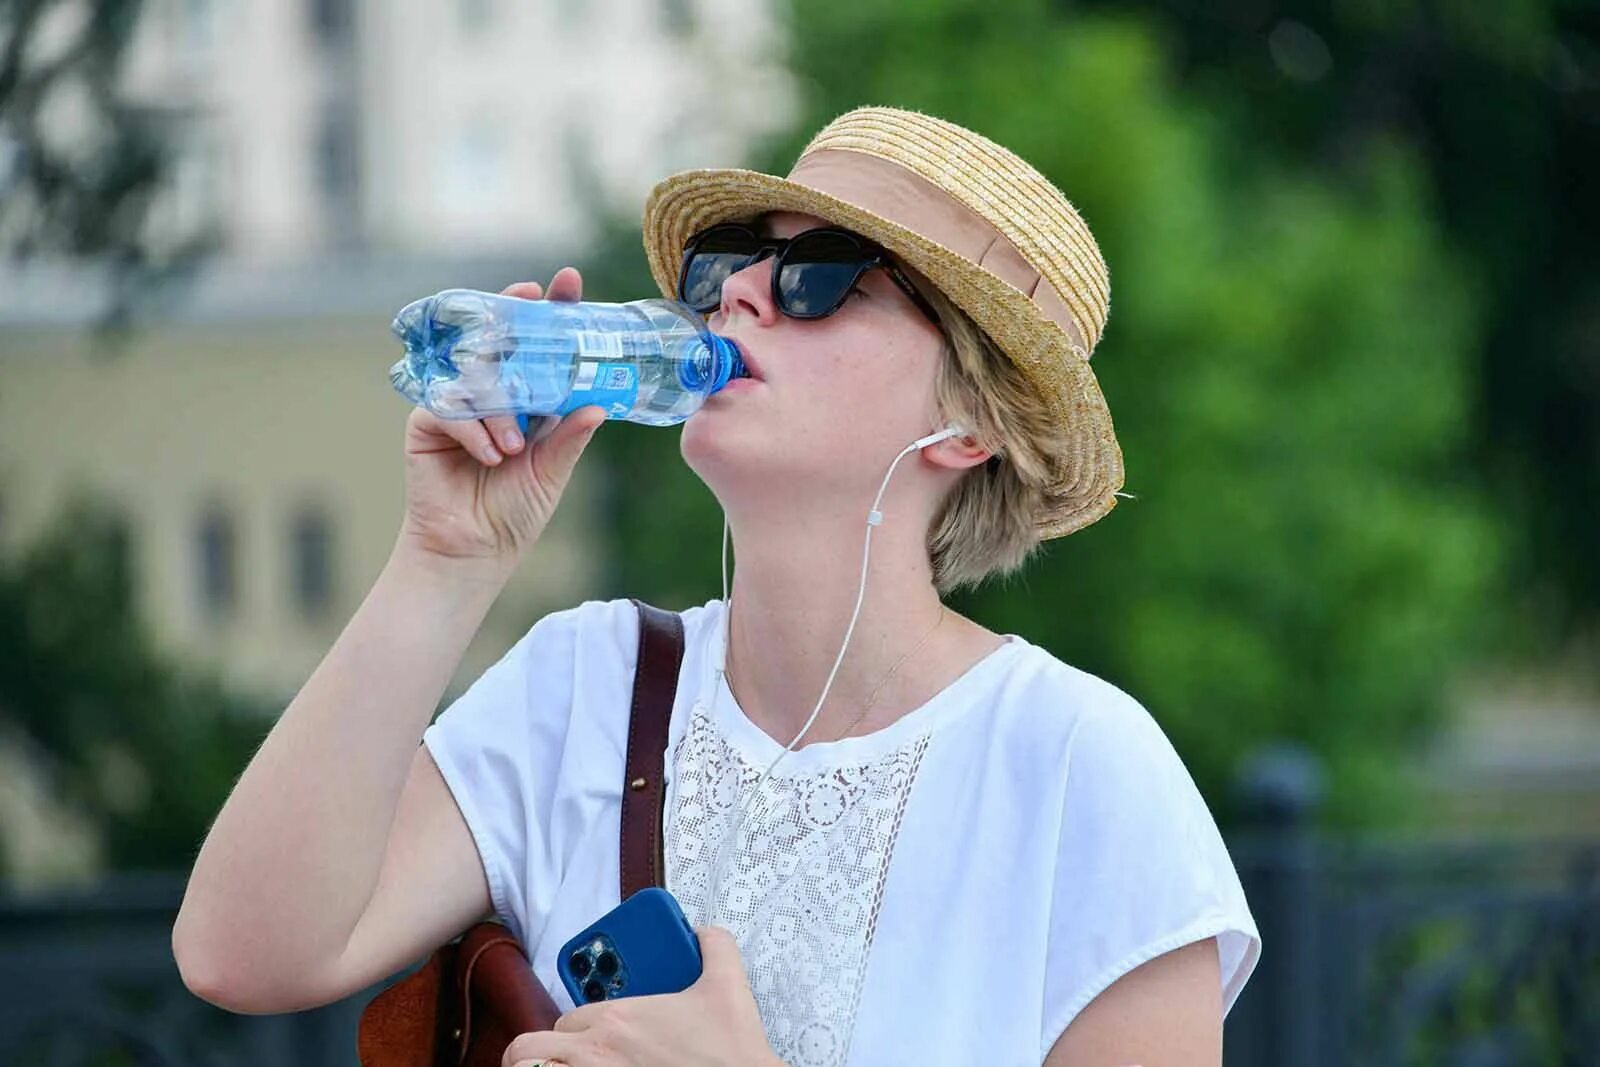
[583,979,607,1003]
[595,951,620,977]
[569,952,592,979]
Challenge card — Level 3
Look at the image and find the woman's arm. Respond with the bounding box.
[171,545,508,1011]
[174,273,606,1012]
[1044,938,1223,1067]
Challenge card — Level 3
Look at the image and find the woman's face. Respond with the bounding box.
[681,211,950,505]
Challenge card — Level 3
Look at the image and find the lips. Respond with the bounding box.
[726,337,764,381]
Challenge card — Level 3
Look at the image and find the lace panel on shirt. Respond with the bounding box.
[666,705,931,1067]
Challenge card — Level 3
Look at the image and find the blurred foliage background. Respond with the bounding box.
[1,0,1596,881]
[596,0,1595,828]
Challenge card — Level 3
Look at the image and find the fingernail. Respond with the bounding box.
[501,429,523,452]
[485,445,503,464]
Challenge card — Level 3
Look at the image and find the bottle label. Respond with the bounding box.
[559,358,638,417]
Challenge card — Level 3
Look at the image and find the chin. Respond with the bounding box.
[679,412,796,499]
[679,412,742,482]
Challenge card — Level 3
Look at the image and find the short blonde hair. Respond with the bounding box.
[925,285,1072,595]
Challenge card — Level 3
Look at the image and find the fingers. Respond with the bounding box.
[501,266,581,303]
[545,266,583,302]
[408,407,507,466]
[552,1001,599,1032]
[558,404,608,439]
[523,414,562,444]
[483,414,525,456]
[693,924,749,982]
[500,280,544,300]
[415,269,582,463]
[408,403,601,471]
[529,406,605,476]
[502,1027,583,1066]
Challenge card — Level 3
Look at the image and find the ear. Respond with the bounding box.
[922,429,993,472]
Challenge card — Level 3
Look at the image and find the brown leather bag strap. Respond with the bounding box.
[620,599,685,900]
[447,925,560,1064]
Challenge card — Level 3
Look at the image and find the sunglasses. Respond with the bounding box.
[677,223,940,325]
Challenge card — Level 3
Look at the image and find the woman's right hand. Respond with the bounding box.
[395,267,606,572]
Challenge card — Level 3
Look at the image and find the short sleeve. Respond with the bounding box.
[1040,690,1261,1057]
[421,604,585,951]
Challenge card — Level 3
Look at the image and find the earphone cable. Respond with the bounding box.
[704,431,946,921]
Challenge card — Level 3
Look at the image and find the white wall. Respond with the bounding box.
[116,0,795,262]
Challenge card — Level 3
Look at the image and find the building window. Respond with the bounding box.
[196,503,237,621]
[289,505,335,619]
[315,105,361,247]
[308,0,354,48]
[316,106,359,203]
[457,0,493,34]
[660,0,694,36]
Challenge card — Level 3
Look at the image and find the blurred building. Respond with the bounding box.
[0,284,609,703]
[0,261,634,886]
[121,0,795,261]
[0,0,793,883]
[1,0,793,694]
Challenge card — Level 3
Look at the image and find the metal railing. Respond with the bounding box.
[0,870,377,1066]
[3,792,1596,1064]
[1225,749,1600,1067]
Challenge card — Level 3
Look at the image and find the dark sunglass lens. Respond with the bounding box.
[779,232,868,317]
[680,227,758,310]
[681,254,741,310]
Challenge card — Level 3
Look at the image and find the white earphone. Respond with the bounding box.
[703,420,975,920]
[912,424,967,450]
[867,424,968,526]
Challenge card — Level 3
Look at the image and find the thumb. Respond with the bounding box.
[531,406,604,473]
[693,925,749,982]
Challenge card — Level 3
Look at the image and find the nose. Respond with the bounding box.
[717,252,781,327]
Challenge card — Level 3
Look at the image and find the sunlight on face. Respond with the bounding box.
[680,211,950,507]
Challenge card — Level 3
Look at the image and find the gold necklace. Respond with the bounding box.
[824,605,948,743]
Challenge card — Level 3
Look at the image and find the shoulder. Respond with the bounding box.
[984,640,1220,853]
[506,597,644,664]
[1010,647,1262,1039]
[505,596,722,672]
[526,596,638,643]
[989,640,1178,772]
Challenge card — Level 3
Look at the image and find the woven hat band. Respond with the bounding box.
[786,148,1090,353]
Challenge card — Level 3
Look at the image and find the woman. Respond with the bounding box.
[174,107,1259,1066]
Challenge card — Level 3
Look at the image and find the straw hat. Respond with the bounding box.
[641,105,1123,539]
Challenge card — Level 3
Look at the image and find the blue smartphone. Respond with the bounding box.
[556,888,704,1006]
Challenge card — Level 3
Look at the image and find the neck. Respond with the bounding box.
[717,495,979,748]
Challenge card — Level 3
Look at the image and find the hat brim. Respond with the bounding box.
[642,167,1124,539]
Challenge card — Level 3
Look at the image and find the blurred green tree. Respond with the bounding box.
[0,0,211,329]
[600,4,1502,826]
[1072,0,1600,651]
[0,2,250,881]
[0,497,269,876]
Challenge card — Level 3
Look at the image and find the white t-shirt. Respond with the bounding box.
[422,596,1260,1066]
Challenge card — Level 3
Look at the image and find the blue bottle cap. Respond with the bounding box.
[678,333,747,393]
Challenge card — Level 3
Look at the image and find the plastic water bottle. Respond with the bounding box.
[389,289,747,432]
